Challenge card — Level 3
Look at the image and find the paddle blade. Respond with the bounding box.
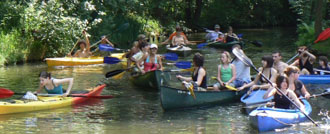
[0,88,15,99]
[314,28,330,43]
[251,40,263,47]
[181,68,194,72]
[232,48,253,67]
[112,71,125,79]
[225,85,238,91]
[163,53,178,61]
[104,57,121,64]
[99,44,114,51]
[237,34,243,38]
[175,61,192,69]
[105,69,125,78]
[197,43,208,49]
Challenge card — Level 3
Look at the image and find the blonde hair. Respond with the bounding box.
[220,51,232,64]
[284,65,300,77]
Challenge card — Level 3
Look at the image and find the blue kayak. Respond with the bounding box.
[249,99,312,132]
[298,75,330,84]
[241,89,273,114]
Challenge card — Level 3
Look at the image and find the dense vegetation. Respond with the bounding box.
[0,0,328,65]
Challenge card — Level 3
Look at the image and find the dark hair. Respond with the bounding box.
[193,53,204,67]
[77,40,86,47]
[39,71,51,79]
[176,27,182,32]
[138,42,148,50]
[228,26,233,31]
[276,75,289,89]
[262,55,274,68]
[319,56,329,67]
[272,51,282,57]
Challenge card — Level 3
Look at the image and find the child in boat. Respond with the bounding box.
[316,56,330,75]
[263,75,305,111]
[284,66,311,99]
[68,31,92,58]
[137,44,163,74]
[35,71,74,97]
[132,42,149,73]
[238,55,278,93]
[290,46,316,75]
[212,51,236,91]
[176,53,207,91]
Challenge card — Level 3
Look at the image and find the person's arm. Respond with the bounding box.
[83,31,90,52]
[263,87,276,99]
[104,38,114,47]
[184,37,190,45]
[172,36,176,46]
[301,84,311,99]
[226,64,236,85]
[53,78,74,97]
[73,50,80,57]
[157,55,163,70]
[216,65,223,86]
[305,51,316,64]
[288,90,305,111]
[35,84,44,94]
[136,54,147,74]
[290,59,299,66]
[196,68,206,86]
[238,68,262,90]
[176,75,193,82]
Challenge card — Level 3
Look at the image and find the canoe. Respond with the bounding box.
[166,45,192,57]
[0,84,105,115]
[208,41,245,50]
[241,89,274,114]
[129,70,162,90]
[298,75,330,84]
[46,53,125,67]
[249,99,312,132]
[160,85,247,110]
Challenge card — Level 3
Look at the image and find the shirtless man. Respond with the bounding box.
[125,34,148,68]
[68,31,92,58]
[272,51,288,75]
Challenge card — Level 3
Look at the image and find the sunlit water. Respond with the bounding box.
[0,28,329,133]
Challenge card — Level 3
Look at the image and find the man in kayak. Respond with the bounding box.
[68,31,92,58]
[125,34,149,68]
[272,51,288,75]
[205,24,224,42]
[290,46,316,75]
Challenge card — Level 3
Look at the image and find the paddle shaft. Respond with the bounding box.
[2,92,113,99]
[286,53,299,64]
[249,59,319,126]
[300,91,330,99]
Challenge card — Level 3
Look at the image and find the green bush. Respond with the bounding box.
[0,30,25,65]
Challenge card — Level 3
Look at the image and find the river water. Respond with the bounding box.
[0,28,329,134]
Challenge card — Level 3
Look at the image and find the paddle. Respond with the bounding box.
[286,53,299,64]
[313,68,330,74]
[105,67,134,78]
[99,44,126,52]
[166,61,192,69]
[236,34,263,47]
[232,48,319,126]
[314,28,330,43]
[0,88,114,99]
[211,76,238,91]
[103,53,178,64]
[299,88,330,99]
[197,41,221,49]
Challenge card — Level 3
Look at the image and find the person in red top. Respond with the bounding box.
[161,25,187,45]
[137,44,163,74]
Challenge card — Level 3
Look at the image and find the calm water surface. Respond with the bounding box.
[0,28,329,134]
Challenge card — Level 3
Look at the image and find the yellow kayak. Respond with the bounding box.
[46,53,125,67]
[0,84,105,115]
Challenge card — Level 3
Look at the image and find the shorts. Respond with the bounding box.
[213,82,235,89]
[233,78,251,87]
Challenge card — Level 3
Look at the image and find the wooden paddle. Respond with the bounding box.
[232,47,319,126]
[0,88,114,99]
[211,76,238,91]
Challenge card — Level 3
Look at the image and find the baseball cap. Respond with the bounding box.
[150,44,158,49]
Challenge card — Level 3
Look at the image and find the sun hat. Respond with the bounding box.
[150,44,158,49]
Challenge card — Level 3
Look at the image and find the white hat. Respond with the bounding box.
[150,44,158,49]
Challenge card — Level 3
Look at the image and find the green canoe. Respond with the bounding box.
[166,45,192,57]
[129,70,163,90]
[208,41,245,50]
[160,85,247,111]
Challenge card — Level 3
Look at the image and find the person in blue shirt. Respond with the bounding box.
[205,24,224,42]
[35,71,74,97]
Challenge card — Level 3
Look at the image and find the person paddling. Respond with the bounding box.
[284,66,311,99]
[35,71,74,97]
[68,31,92,58]
[224,26,239,43]
[211,51,236,91]
[263,75,305,111]
[171,28,191,47]
[161,25,188,45]
[137,44,163,74]
[290,46,316,75]
[205,24,224,42]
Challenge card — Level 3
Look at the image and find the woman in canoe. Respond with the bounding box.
[35,71,74,97]
[176,53,207,91]
[171,28,191,47]
[68,31,92,58]
[284,66,311,99]
[211,51,236,91]
[161,25,187,45]
[263,75,305,111]
[224,26,239,43]
[238,55,278,93]
[290,46,316,75]
[315,56,330,75]
[137,44,163,74]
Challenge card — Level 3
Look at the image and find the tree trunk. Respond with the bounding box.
[314,0,323,36]
[185,0,193,27]
[193,0,203,22]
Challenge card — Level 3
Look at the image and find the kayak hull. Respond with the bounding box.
[298,75,330,84]
[0,84,105,115]
[129,70,162,90]
[166,45,192,57]
[249,99,312,132]
[241,89,274,114]
[208,41,245,50]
